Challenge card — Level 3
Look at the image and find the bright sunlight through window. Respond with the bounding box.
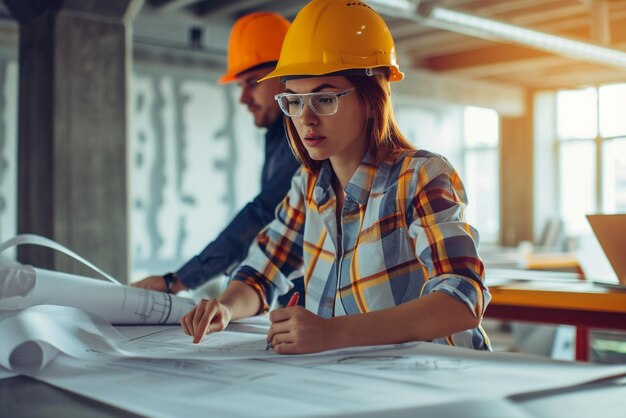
[556,83,626,236]
[463,106,499,243]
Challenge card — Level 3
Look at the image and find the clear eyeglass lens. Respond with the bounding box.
[310,94,337,115]
[278,93,339,117]
[286,95,304,116]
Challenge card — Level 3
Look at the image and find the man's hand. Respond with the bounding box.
[131,275,187,294]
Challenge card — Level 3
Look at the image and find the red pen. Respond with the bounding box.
[286,291,300,308]
[266,292,300,351]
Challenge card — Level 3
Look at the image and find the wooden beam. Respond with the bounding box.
[500,92,534,246]
[591,0,611,43]
[420,44,551,72]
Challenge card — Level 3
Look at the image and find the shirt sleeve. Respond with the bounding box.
[232,168,307,307]
[407,155,491,318]
[175,147,300,290]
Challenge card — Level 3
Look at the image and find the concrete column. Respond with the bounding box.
[7,0,144,281]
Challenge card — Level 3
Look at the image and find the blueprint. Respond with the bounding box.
[2,235,626,418]
[0,265,195,324]
[2,305,626,418]
[0,234,196,325]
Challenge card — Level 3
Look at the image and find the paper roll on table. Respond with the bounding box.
[0,265,195,325]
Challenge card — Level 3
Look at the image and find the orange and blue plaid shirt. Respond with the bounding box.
[233,149,491,350]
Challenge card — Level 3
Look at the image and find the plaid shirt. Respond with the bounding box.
[234,149,491,350]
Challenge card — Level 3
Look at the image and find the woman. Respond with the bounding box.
[182,0,491,354]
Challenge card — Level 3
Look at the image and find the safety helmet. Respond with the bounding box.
[218,13,291,84]
[259,0,403,83]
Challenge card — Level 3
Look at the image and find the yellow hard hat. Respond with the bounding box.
[218,13,290,84]
[259,0,403,83]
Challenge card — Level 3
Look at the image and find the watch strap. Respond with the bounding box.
[162,272,177,294]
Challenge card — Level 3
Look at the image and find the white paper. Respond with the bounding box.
[30,340,626,418]
[0,234,196,325]
[267,342,626,398]
[485,268,580,286]
[1,232,625,416]
[4,303,626,418]
[0,265,196,324]
[36,354,467,418]
[1,305,394,377]
[0,234,120,284]
[0,305,129,374]
[319,399,534,418]
[117,326,275,359]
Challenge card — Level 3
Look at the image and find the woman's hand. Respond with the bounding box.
[267,306,336,354]
[181,299,233,344]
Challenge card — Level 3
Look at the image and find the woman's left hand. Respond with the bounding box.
[267,306,336,354]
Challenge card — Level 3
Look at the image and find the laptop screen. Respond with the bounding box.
[586,214,626,285]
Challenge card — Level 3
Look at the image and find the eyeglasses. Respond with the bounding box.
[274,88,355,117]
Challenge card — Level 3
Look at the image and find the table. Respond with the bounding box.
[485,279,626,361]
[525,252,583,275]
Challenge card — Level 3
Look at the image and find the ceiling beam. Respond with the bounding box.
[490,66,626,89]
[463,0,552,17]
[414,3,626,70]
[420,44,552,73]
[590,0,611,43]
[412,19,617,70]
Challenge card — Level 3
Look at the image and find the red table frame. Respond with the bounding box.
[485,283,626,361]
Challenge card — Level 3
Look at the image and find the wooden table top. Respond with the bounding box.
[488,280,626,314]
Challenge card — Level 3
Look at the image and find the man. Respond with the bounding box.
[133,13,302,306]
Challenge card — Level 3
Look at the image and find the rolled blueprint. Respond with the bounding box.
[0,234,197,325]
[0,265,195,325]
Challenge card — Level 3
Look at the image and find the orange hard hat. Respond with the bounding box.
[259,0,403,83]
[218,13,291,84]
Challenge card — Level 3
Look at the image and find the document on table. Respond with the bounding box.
[115,321,406,361]
[36,353,475,418]
[0,305,284,375]
[30,336,626,418]
[3,304,626,418]
[266,341,626,398]
[1,304,420,375]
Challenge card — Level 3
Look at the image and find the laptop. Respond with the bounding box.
[585,214,626,287]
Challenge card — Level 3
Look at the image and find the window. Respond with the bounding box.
[556,83,626,236]
[463,106,500,243]
[395,100,500,244]
[599,84,626,213]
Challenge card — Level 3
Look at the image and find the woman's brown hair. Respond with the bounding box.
[284,74,415,172]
